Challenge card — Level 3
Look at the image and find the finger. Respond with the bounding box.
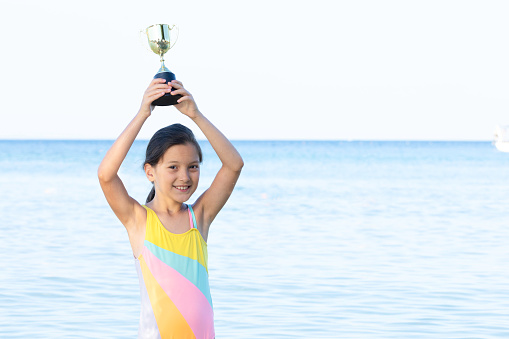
[145,90,168,98]
[145,90,166,101]
[146,85,171,95]
[177,95,192,104]
[169,80,184,89]
[150,78,168,85]
[152,90,166,97]
[148,82,171,90]
[170,88,190,96]
[145,84,171,93]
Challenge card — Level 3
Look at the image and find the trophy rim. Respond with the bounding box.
[146,23,177,31]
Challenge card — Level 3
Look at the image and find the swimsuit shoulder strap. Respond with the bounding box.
[187,204,197,229]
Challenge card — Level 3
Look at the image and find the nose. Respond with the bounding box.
[179,168,190,182]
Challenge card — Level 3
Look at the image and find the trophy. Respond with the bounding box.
[142,24,181,106]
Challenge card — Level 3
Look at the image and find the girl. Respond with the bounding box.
[98,78,243,338]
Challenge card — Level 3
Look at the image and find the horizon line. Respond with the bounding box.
[0,138,493,142]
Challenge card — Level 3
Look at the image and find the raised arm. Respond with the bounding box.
[169,80,244,235]
[98,78,170,230]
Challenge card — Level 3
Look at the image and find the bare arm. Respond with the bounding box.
[97,78,171,230]
[170,80,244,235]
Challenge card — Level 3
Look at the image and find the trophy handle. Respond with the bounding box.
[169,25,179,49]
[139,29,152,53]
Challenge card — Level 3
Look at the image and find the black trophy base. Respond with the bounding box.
[152,71,182,106]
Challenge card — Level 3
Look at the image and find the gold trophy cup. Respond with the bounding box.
[142,24,181,106]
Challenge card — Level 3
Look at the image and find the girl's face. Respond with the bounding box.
[147,143,201,203]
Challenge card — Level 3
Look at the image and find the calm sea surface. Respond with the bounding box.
[0,140,508,338]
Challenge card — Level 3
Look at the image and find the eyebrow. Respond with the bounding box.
[164,160,200,164]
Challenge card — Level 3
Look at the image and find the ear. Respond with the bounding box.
[144,163,155,182]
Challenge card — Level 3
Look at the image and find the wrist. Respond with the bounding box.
[189,109,204,121]
[137,108,151,120]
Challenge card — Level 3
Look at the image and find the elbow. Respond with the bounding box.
[97,168,106,183]
[97,165,112,184]
[97,161,120,185]
[225,157,244,173]
[233,157,244,173]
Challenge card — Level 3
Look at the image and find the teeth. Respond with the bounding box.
[175,186,189,190]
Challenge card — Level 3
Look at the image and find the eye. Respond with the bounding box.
[168,165,177,170]
[190,165,200,170]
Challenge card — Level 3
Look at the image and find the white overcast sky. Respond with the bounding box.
[1,0,508,140]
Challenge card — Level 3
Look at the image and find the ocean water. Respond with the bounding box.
[0,140,508,338]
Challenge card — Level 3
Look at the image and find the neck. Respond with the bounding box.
[148,197,185,215]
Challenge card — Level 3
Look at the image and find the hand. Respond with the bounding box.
[139,78,172,116]
[169,80,201,119]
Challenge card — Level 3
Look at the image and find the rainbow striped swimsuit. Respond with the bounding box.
[135,205,215,338]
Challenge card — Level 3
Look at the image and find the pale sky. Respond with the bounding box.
[1,0,508,140]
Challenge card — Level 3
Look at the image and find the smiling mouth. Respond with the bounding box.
[174,185,191,192]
